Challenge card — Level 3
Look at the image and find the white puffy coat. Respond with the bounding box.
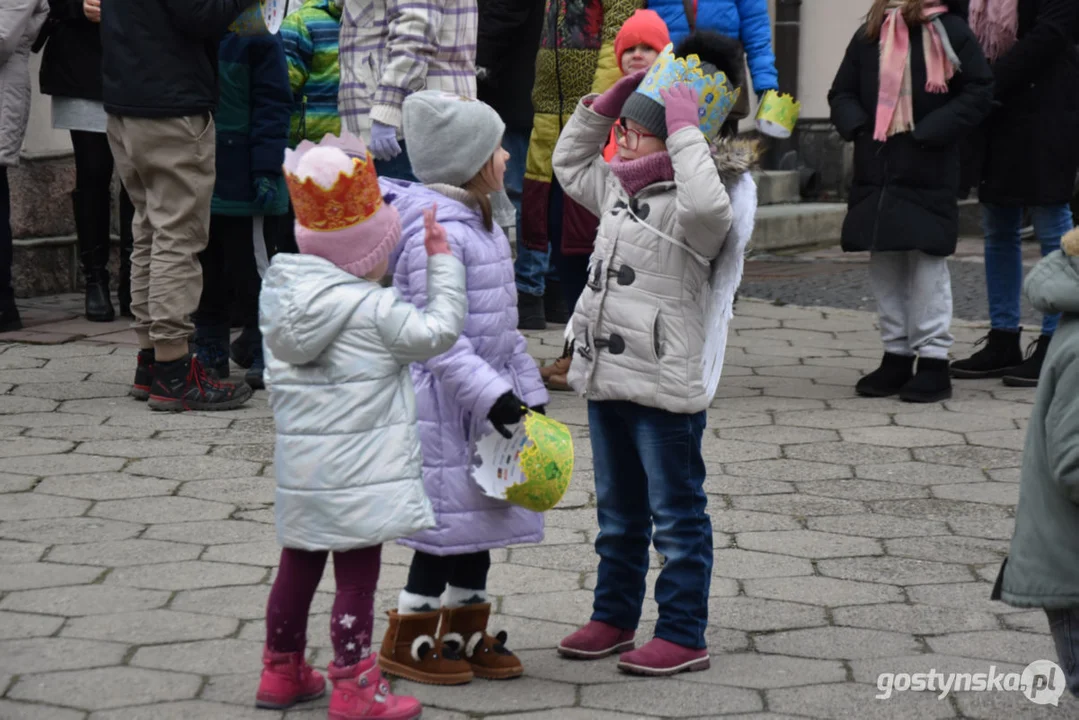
[260,252,467,551]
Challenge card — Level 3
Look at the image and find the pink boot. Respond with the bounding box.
[617,637,709,676]
[328,658,423,720]
[557,620,635,659]
[255,647,326,709]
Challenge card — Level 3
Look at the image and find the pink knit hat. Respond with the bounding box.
[283,132,401,278]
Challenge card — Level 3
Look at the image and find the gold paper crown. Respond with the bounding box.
[283,133,383,233]
[755,90,801,139]
[635,43,741,138]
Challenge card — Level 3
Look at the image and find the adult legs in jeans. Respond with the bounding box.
[0,167,18,331]
[1047,609,1079,697]
[70,130,116,322]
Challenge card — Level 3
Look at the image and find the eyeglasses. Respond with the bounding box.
[613,120,657,151]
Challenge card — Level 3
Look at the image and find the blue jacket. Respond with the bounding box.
[648,0,778,93]
[212,32,292,217]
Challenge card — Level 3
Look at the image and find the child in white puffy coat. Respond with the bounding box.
[254,133,466,720]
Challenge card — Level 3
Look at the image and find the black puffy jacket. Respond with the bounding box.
[476,0,544,133]
[100,0,249,118]
[829,14,994,256]
[38,0,102,101]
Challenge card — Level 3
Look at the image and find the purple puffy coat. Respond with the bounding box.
[386,180,548,556]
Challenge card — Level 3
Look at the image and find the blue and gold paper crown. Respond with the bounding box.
[635,43,741,138]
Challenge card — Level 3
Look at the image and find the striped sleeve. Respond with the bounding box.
[370,0,441,129]
[280,14,313,95]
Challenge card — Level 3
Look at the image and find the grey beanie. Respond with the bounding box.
[620,59,719,141]
[402,91,506,186]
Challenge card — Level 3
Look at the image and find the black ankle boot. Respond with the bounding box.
[900,357,953,403]
[117,188,134,318]
[856,352,915,397]
[1002,334,1053,387]
[951,328,1023,379]
[72,189,115,322]
[517,292,546,330]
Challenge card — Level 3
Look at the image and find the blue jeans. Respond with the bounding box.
[509,129,558,296]
[374,139,418,183]
[589,400,712,649]
[983,203,1073,335]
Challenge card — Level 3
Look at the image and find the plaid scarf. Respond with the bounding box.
[874,1,959,142]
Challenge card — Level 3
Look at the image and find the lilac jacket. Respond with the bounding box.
[386,180,548,556]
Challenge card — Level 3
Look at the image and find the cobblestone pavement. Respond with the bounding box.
[0,295,1076,719]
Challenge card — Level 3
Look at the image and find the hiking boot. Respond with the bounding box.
[899,357,952,403]
[230,326,261,369]
[378,610,473,685]
[194,325,231,379]
[246,342,265,391]
[517,292,546,331]
[255,647,326,710]
[855,352,915,398]
[1002,333,1053,387]
[440,603,522,680]
[617,637,709,676]
[544,280,569,324]
[147,354,253,412]
[557,620,635,660]
[951,328,1023,379]
[130,348,155,401]
[328,658,422,720]
[541,354,571,382]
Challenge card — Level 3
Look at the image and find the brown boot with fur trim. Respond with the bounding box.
[440,603,523,680]
[377,610,474,685]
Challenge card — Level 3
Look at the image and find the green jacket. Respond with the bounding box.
[279,0,341,148]
[997,249,1079,609]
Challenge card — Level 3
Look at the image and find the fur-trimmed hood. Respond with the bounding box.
[711,137,762,183]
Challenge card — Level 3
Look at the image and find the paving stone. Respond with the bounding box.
[502,590,658,625]
[0,699,86,720]
[177,476,275,505]
[870,499,1013,525]
[107,560,266,590]
[944,399,1036,419]
[487,563,582,595]
[0,396,60,414]
[143,520,272,545]
[712,396,826,413]
[198,671,289,707]
[736,529,882,558]
[819,556,973,586]
[718,425,840,444]
[926,630,1057,664]
[713,549,814,578]
[884,536,1008,565]
[12,381,128,401]
[0,584,170,616]
[0,437,74,457]
[125,455,263,481]
[202,540,282,567]
[106,413,232,430]
[486,709,650,720]
[774,409,891,429]
[2,453,125,476]
[683,653,846,688]
[756,627,921,660]
[733,493,865,516]
[833,603,999,634]
[807,514,952,538]
[510,650,638,685]
[583,570,739,599]
[172,585,329,620]
[0,494,90,521]
[8,667,202,710]
[848,653,1024,685]
[47,539,202,567]
[234,508,275,524]
[930,482,1019,505]
[75,440,211,458]
[208,443,275,463]
[762,380,856,400]
[711,596,827,632]
[90,496,234,524]
[785,442,913,466]
[63,609,239,645]
[987,467,1020,483]
[12,344,115,360]
[855,462,988,485]
[954,687,1079,719]
[841,427,965,448]
[0,562,102,591]
[0,638,127,674]
[131,638,262,675]
[0,353,47,369]
[964,429,1027,451]
[726,460,854,484]
[89,700,270,720]
[796,479,929,501]
[894,410,1017,432]
[0,539,46,562]
[508,543,603,572]
[35,473,178,500]
[0,517,143,544]
[0,610,65,639]
[712,509,802,533]
[702,439,781,463]
[583,678,762,715]
[704,475,795,496]
[1001,610,1048,633]
[708,410,773,428]
[0,473,36,493]
[744,576,903,606]
[908,582,1025,615]
[913,445,1024,469]
[768,682,956,719]
[544,508,601,531]
[26,425,156,442]
[396,675,576,714]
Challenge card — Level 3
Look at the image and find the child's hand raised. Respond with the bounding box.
[423,204,450,256]
[660,84,701,136]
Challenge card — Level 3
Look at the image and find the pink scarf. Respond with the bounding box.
[874,2,955,142]
[968,0,1019,61]
[608,151,676,197]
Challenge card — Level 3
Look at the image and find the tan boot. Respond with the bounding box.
[440,604,523,680]
[377,610,474,686]
[540,354,571,382]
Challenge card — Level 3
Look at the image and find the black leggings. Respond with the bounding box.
[405,550,491,597]
[70,130,114,193]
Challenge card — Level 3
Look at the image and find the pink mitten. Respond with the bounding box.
[591,69,648,118]
[660,84,701,136]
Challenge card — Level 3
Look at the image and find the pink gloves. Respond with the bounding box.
[423,204,451,256]
[660,84,701,136]
[592,69,648,118]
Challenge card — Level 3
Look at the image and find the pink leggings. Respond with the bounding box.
[265,545,381,668]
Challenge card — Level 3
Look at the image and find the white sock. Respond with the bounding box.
[397,590,440,614]
[442,585,488,609]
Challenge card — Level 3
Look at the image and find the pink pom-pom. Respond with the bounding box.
[295,146,355,189]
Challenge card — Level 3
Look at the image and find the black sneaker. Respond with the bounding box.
[130,348,155,401]
[856,352,915,397]
[899,357,953,403]
[1002,334,1053,387]
[951,328,1023,379]
[147,354,253,412]
[517,292,546,330]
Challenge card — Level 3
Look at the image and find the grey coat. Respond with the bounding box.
[0,0,47,167]
[995,248,1079,608]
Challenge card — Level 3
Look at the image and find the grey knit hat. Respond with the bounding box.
[402,91,506,186]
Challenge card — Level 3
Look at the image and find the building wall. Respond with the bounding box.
[799,0,865,119]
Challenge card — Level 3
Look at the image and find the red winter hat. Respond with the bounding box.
[614,9,671,66]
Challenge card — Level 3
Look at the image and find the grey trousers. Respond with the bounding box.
[869,251,954,360]
[1047,609,1079,697]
